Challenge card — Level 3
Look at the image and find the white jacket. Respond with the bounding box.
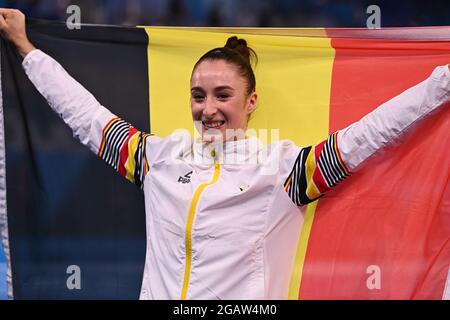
[22,49,450,299]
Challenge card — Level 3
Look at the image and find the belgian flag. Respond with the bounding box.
[0,20,449,299]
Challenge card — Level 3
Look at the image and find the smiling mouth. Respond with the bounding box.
[202,120,225,130]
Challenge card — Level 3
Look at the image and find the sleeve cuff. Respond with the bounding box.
[22,49,44,68]
[443,65,450,79]
[430,64,450,82]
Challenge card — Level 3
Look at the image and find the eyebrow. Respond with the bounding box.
[191,85,234,92]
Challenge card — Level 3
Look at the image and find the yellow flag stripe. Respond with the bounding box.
[144,27,334,299]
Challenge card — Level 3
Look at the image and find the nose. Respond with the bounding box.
[202,99,218,119]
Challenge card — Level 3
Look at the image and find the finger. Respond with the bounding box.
[0,8,13,16]
[0,14,7,31]
[0,8,15,13]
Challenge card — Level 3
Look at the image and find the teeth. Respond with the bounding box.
[203,121,224,129]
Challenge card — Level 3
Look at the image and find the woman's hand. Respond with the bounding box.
[0,8,35,57]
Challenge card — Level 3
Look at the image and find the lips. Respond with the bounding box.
[202,120,225,130]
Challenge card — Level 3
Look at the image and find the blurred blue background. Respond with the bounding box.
[0,242,6,300]
[0,0,448,27]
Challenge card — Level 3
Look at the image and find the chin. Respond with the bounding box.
[202,131,226,143]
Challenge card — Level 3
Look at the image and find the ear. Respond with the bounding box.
[246,91,258,115]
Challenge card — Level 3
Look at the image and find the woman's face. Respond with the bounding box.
[190,59,257,142]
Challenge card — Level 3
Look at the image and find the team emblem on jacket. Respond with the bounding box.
[178,171,193,184]
[239,184,250,192]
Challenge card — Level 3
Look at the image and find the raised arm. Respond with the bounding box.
[284,65,450,206]
[337,65,450,171]
[0,8,154,188]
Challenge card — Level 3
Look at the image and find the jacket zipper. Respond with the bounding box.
[180,156,220,300]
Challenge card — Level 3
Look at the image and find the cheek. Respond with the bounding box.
[226,102,248,123]
[191,103,202,118]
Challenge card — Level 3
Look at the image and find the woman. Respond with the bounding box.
[1,9,449,299]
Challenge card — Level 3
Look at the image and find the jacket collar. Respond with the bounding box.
[188,136,263,165]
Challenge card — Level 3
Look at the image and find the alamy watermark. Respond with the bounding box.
[366,264,381,290]
[66,5,81,30]
[366,5,381,29]
[66,264,81,290]
[168,123,282,175]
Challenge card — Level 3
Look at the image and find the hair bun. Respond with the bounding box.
[225,36,255,66]
[225,36,248,50]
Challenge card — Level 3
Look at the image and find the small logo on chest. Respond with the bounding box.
[178,171,193,184]
[239,184,250,192]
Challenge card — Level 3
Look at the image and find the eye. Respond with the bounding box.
[192,94,205,102]
[217,94,230,100]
